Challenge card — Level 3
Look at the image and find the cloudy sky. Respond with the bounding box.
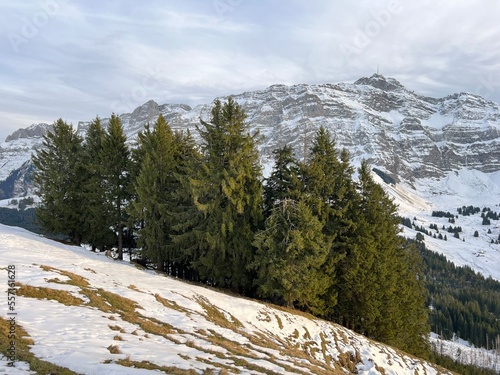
[1,0,499,141]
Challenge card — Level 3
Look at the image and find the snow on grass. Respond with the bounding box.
[0,224,453,375]
[429,334,500,373]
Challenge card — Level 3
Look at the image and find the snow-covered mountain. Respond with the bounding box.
[0,224,454,374]
[2,74,500,193]
[1,74,500,282]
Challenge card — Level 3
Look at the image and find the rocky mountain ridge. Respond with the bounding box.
[1,74,500,198]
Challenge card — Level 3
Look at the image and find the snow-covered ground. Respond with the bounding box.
[377,168,500,282]
[429,334,500,373]
[0,224,452,374]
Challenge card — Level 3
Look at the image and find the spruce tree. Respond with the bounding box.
[100,114,130,260]
[303,128,358,316]
[190,98,263,292]
[252,199,329,313]
[130,115,178,271]
[168,130,203,279]
[334,161,429,352]
[263,145,302,215]
[32,119,85,244]
[81,117,115,251]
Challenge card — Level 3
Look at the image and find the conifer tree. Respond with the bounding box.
[32,119,85,244]
[253,199,329,313]
[334,161,429,352]
[81,117,115,251]
[130,115,178,271]
[189,98,263,292]
[100,114,130,260]
[303,128,358,315]
[168,130,203,279]
[395,241,431,356]
[263,145,302,216]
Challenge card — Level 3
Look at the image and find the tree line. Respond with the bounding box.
[32,98,429,356]
[416,240,500,351]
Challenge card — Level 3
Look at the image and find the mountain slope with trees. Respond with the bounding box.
[31,98,431,360]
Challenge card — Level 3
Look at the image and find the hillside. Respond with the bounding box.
[0,224,452,375]
[373,170,500,282]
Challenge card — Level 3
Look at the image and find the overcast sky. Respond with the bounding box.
[1,0,499,141]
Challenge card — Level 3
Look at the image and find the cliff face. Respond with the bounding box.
[2,74,500,197]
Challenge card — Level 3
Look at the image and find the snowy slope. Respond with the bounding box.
[0,224,452,375]
[374,169,500,281]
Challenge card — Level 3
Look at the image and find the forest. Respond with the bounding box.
[32,98,433,357]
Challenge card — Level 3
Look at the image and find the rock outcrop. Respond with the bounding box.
[2,74,500,197]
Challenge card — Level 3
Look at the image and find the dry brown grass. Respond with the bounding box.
[155,293,192,315]
[39,265,90,288]
[115,358,198,374]
[109,325,125,332]
[17,284,84,306]
[194,294,243,331]
[128,284,141,292]
[107,344,122,354]
[0,317,78,374]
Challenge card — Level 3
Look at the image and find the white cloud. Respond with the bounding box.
[0,0,499,141]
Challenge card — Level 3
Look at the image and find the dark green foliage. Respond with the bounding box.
[130,116,176,271]
[401,216,412,228]
[30,107,434,360]
[432,211,454,219]
[100,114,131,260]
[334,161,429,354]
[129,115,197,273]
[189,98,263,292]
[32,119,86,244]
[252,199,329,313]
[418,241,500,350]
[263,145,302,214]
[302,128,357,314]
[0,207,40,233]
[81,117,115,251]
[458,205,481,216]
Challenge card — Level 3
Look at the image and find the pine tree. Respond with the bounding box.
[32,119,85,244]
[81,117,115,251]
[189,98,263,292]
[252,199,329,313]
[100,114,131,260]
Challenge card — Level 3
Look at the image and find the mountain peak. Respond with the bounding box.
[5,123,52,142]
[354,74,405,91]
